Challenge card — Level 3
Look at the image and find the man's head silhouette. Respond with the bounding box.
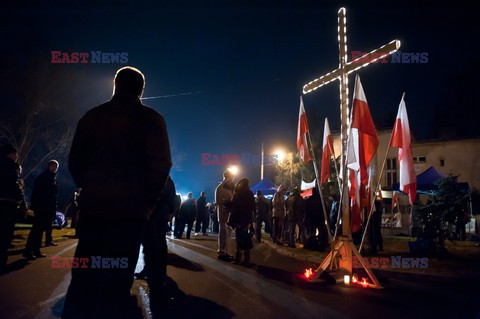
[113,66,145,97]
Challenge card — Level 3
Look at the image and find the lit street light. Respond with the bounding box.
[227,166,239,176]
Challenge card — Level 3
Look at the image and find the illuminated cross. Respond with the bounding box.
[303,7,400,237]
[303,8,400,285]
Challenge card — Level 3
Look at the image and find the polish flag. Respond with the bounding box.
[347,75,379,232]
[390,94,416,205]
[297,96,312,164]
[320,118,334,185]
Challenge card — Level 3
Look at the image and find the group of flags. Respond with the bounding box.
[296,74,416,233]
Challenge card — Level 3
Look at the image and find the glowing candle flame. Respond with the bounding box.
[304,268,313,279]
[361,277,369,288]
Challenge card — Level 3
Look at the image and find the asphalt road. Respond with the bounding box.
[0,234,479,319]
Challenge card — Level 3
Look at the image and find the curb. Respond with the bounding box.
[261,239,323,264]
[261,239,480,283]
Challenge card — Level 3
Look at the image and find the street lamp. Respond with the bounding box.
[274,149,286,163]
[227,166,239,176]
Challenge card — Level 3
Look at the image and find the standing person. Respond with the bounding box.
[304,187,328,250]
[255,190,271,243]
[210,203,219,233]
[0,143,24,268]
[69,188,81,238]
[215,170,234,261]
[135,176,178,316]
[226,178,255,266]
[370,192,384,254]
[194,191,208,236]
[62,66,172,319]
[286,187,306,248]
[272,185,286,244]
[176,192,196,239]
[24,160,59,259]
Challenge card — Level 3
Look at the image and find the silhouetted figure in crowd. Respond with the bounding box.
[286,187,306,248]
[329,195,341,236]
[272,185,286,244]
[369,192,384,254]
[24,160,59,259]
[175,192,196,239]
[255,190,271,243]
[62,66,172,319]
[69,188,81,238]
[225,178,255,266]
[194,191,208,236]
[135,176,178,317]
[304,187,328,250]
[215,170,234,261]
[0,143,24,268]
[210,203,219,233]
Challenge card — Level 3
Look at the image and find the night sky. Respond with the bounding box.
[1,1,479,202]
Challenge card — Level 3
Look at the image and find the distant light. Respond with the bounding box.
[274,149,286,163]
[182,195,187,200]
[351,274,358,284]
[344,275,351,285]
[228,166,239,175]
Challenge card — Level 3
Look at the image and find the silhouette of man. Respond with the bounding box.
[62,66,172,318]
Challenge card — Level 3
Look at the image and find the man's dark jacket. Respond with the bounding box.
[154,177,178,220]
[0,156,23,203]
[31,169,58,216]
[68,94,172,220]
[179,199,196,221]
[196,195,207,218]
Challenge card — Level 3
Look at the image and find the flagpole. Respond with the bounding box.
[333,101,355,242]
[306,129,333,242]
[358,125,396,254]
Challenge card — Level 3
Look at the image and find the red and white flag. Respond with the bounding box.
[320,118,334,185]
[297,96,312,164]
[347,75,379,232]
[390,93,416,205]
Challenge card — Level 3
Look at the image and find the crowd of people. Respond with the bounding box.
[0,66,386,318]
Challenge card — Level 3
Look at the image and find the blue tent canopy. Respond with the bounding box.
[393,166,469,194]
[251,178,278,196]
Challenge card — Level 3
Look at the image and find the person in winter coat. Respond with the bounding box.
[24,160,59,259]
[286,187,306,248]
[304,187,328,250]
[176,192,196,239]
[215,170,234,261]
[62,66,172,319]
[0,143,24,268]
[255,190,271,243]
[226,177,255,266]
[194,191,208,236]
[272,185,286,244]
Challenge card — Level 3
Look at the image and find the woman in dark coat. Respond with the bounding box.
[226,177,255,266]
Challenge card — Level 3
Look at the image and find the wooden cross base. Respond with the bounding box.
[309,236,383,289]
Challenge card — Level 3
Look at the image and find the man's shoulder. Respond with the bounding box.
[80,100,164,122]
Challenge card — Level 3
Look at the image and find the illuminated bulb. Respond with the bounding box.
[344,275,351,285]
[351,274,358,283]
